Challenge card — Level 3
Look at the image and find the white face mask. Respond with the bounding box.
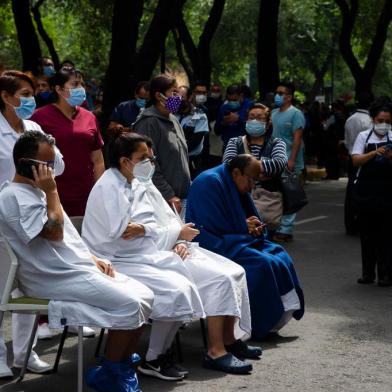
[133,159,155,182]
[374,123,391,136]
[195,94,207,105]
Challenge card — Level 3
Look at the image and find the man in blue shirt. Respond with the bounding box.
[109,81,150,129]
[271,82,305,242]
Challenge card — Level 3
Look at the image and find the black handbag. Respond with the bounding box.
[280,171,308,214]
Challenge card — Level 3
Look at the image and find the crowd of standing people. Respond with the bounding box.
[1,55,391,392]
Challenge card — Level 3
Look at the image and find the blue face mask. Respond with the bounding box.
[274,94,284,107]
[135,98,146,108]
[14,96,36,120]
[246,120,267,137]
[43,65,55,77]
[38,91,51,100]
[66,87,86,107]
[227,101,241,111]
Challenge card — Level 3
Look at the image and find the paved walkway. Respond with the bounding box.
[1,179,392,392]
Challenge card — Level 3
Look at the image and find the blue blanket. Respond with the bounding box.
[186,164,304,339]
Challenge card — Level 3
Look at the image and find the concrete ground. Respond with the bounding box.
[1,179,392,392]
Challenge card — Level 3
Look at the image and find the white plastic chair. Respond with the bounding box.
[0,237,84,392]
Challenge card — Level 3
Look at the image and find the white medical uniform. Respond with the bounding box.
[133,179,252,338]
[0,112,64,366]
[0,112,64,186]
[0,182,153,330]
[82,168,205,322]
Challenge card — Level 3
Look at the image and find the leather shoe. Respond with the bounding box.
[378,279,392,287]
[357,277,374,284]
[14,352,52,374]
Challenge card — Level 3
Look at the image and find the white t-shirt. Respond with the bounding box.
[344,110,373,154]
[0,112,64,186]
[351,129,392,155]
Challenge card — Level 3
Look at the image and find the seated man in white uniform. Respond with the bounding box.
[134,138,263,372]
[0,131,154,392]
[82,132,260,377]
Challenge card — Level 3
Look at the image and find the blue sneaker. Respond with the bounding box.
[225,339,262,359]
[85,355,142,392]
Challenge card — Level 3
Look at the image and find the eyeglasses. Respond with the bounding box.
[20,158,55,169]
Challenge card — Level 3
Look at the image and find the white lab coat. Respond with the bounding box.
[0,112,64,186]
[0,182,153,330]
[133,179,252,338]
[82,168,205,322]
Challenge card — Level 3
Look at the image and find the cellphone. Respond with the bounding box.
[17,159,39,180]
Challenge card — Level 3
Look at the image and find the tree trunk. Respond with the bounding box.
[257,0,280,99]
[335,0,392,98]
[307,50,334,102]
[172,28,194,82]
[135,0,186,82]
[11,0,42,75]
[103,0,144,116]
[31,0,60,70]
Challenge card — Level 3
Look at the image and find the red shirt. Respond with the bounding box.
[31,104,104,216]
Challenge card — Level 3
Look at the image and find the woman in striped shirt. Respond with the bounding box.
[223,103,287,191]
[223,103,287,230]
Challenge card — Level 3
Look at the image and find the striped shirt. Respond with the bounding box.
[223,136,287,177]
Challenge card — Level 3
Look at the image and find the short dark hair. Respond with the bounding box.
[190,80,208,94]
[60,59,75,69]
[240,84,252,99]
[277,81,295,96]
[226,84,241,97]
[135,81,150,94]
[108,129,147,169]
[0,71,35,110]
[149,74,176,105]
[50,68,84,101]
[13,131,55,174]
[369,103,392,119]
[226,154,253,174]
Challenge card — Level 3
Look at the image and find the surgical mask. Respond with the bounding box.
[374,123,391,136]
[135,98,146,108]
[160,93,182,114]
[13,96,36,120]
[43,65,55,77]
[66,87,86,107]
[210,92,220,99]
[133,159,155,182]
[246,120,267,137]
[274,94,284,107]
[195,94,207,105]
[227,101,240,111]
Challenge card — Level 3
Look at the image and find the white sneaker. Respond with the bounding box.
[14,351,52,374]
[68,326,96,337]
[37,323,54,340]
[0,360,13,379]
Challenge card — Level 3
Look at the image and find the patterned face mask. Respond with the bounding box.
[160,93,182,114]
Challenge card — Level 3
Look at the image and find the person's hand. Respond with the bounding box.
[223,112,239,125]
[173,243,190,260]
[287,159,296,172]
[246,216,266,236]
[179,223,200,241]
[375,146,386,156]
[94,258,115,277]
[384,148,392,159]
[32,164,57,193]
[122,223,145,240]
[169,196,182,213]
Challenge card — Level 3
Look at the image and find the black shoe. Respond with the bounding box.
[357,277,374,284]
[378,279,392,287]
[165,349,189,377]
[138,355,184,381]
[203,353,252,374]
[225,339,262,359]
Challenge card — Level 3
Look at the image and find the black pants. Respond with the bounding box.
[344,158,358,234]
[358,212,392,281]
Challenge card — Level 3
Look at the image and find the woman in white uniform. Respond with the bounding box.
[132,140,262,375]
[82,132,205,381]
[0,70,64,378]
[0,131,154,392]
